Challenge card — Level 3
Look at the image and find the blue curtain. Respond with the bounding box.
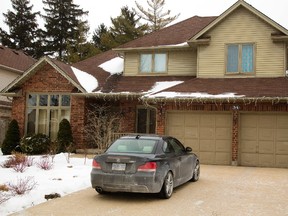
[242,44,253,72]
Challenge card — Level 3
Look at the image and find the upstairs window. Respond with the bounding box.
[140,53,167,73]
[226,44,255,74]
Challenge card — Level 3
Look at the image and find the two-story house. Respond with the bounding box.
[1,0,288,168]
[0,45,36,144]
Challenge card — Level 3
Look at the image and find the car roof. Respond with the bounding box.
[119,134,168,140]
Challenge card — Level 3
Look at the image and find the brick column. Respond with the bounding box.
[231,109,239,165]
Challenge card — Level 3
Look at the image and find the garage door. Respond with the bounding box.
[166,112,232,165]
[240,113,288,168]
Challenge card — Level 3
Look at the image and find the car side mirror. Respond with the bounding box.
[185,147,192,152]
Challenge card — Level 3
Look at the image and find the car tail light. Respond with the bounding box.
[92,160,101,169]
[137,162,157,172]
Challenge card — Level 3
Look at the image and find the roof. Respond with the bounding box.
[115,16,217,50]
[2,0,288,103]
[0,45,36,73]
[142,77,288,101]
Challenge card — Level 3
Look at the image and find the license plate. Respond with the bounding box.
[112,163,126,171]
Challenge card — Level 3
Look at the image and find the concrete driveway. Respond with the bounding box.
[11,165,288,216]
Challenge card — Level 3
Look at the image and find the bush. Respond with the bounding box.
[8,177,37,195]
[36,156,53,170]
[20,134,50,155]
[1,152,34,173]
[57,119,74,153]
[1,119,20,155]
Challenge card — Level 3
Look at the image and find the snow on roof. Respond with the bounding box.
[71,66,98,93]
[98,57,123,74]
[145,92,245,99]
[147,81,184,95]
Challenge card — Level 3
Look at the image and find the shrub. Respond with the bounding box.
[1,152,33,169]
[8,177,37,195]
[20,134,51,155]
[57,119,74,153]
[1,119,20,155]
[0,191,11,204]
[36,156,53,170]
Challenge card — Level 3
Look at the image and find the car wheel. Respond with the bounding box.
[95,187,106,194]
[191,160,200,182]
[160,171,174,199]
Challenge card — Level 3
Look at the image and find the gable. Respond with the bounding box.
[189,0,288,43]
[196,6,286,78]
[0,57,89,96]
[21,63,77,93]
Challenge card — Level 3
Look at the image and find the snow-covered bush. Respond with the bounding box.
[20,134,51,155]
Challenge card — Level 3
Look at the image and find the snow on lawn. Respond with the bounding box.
[0,151,92,215]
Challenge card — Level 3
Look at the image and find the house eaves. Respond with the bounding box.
[113,43,191,53]
[0,64,23,74]
[141,95,288,105]
[1,56,86,95]
[71,92,144,100]
[188,0,288,44]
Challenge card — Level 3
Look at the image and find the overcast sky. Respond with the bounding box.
[0,0,287,40]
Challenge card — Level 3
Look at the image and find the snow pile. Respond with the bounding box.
[0,153,92,215]
[98,57,123,74]
[71,67,98,93]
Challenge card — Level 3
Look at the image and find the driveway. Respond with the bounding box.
[11,165,288,216]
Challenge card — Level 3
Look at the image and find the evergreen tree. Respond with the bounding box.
[42,0,89,61]
[92,6,147,51]
[67,22,100,63]
[110,6,148,45]
[92,23,109,52]
[0,0,44,58]
[134,0,180,32]
[57,119,73,153]
[1,119,20,155]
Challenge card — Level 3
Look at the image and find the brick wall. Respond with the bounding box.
[119,100,138,133]
[11,64,85,147]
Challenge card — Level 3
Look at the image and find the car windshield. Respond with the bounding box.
[106,138,157,154]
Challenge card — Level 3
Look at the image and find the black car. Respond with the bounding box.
[90,134,200,199]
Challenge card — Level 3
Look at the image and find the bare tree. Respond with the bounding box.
[134,0,180,32]
[84,104,121,152]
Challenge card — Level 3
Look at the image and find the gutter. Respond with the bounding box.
[141,96,288,104]
[71,92,144,100]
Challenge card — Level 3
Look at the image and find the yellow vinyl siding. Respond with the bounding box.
[124,50,197,76]
[123,52,138,76]
[168,50,197,76]
[198,7,285,78]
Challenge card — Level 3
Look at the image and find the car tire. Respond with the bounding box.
[160,171,174,199]
[95,187,106,194]
[191,160,200,182]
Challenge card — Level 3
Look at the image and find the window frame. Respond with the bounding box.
[136,106,156,134]
[139,52,168,74]
[225,43,256,75]
[26,93,71,141]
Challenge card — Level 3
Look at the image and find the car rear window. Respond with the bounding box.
[106,139,157,154]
